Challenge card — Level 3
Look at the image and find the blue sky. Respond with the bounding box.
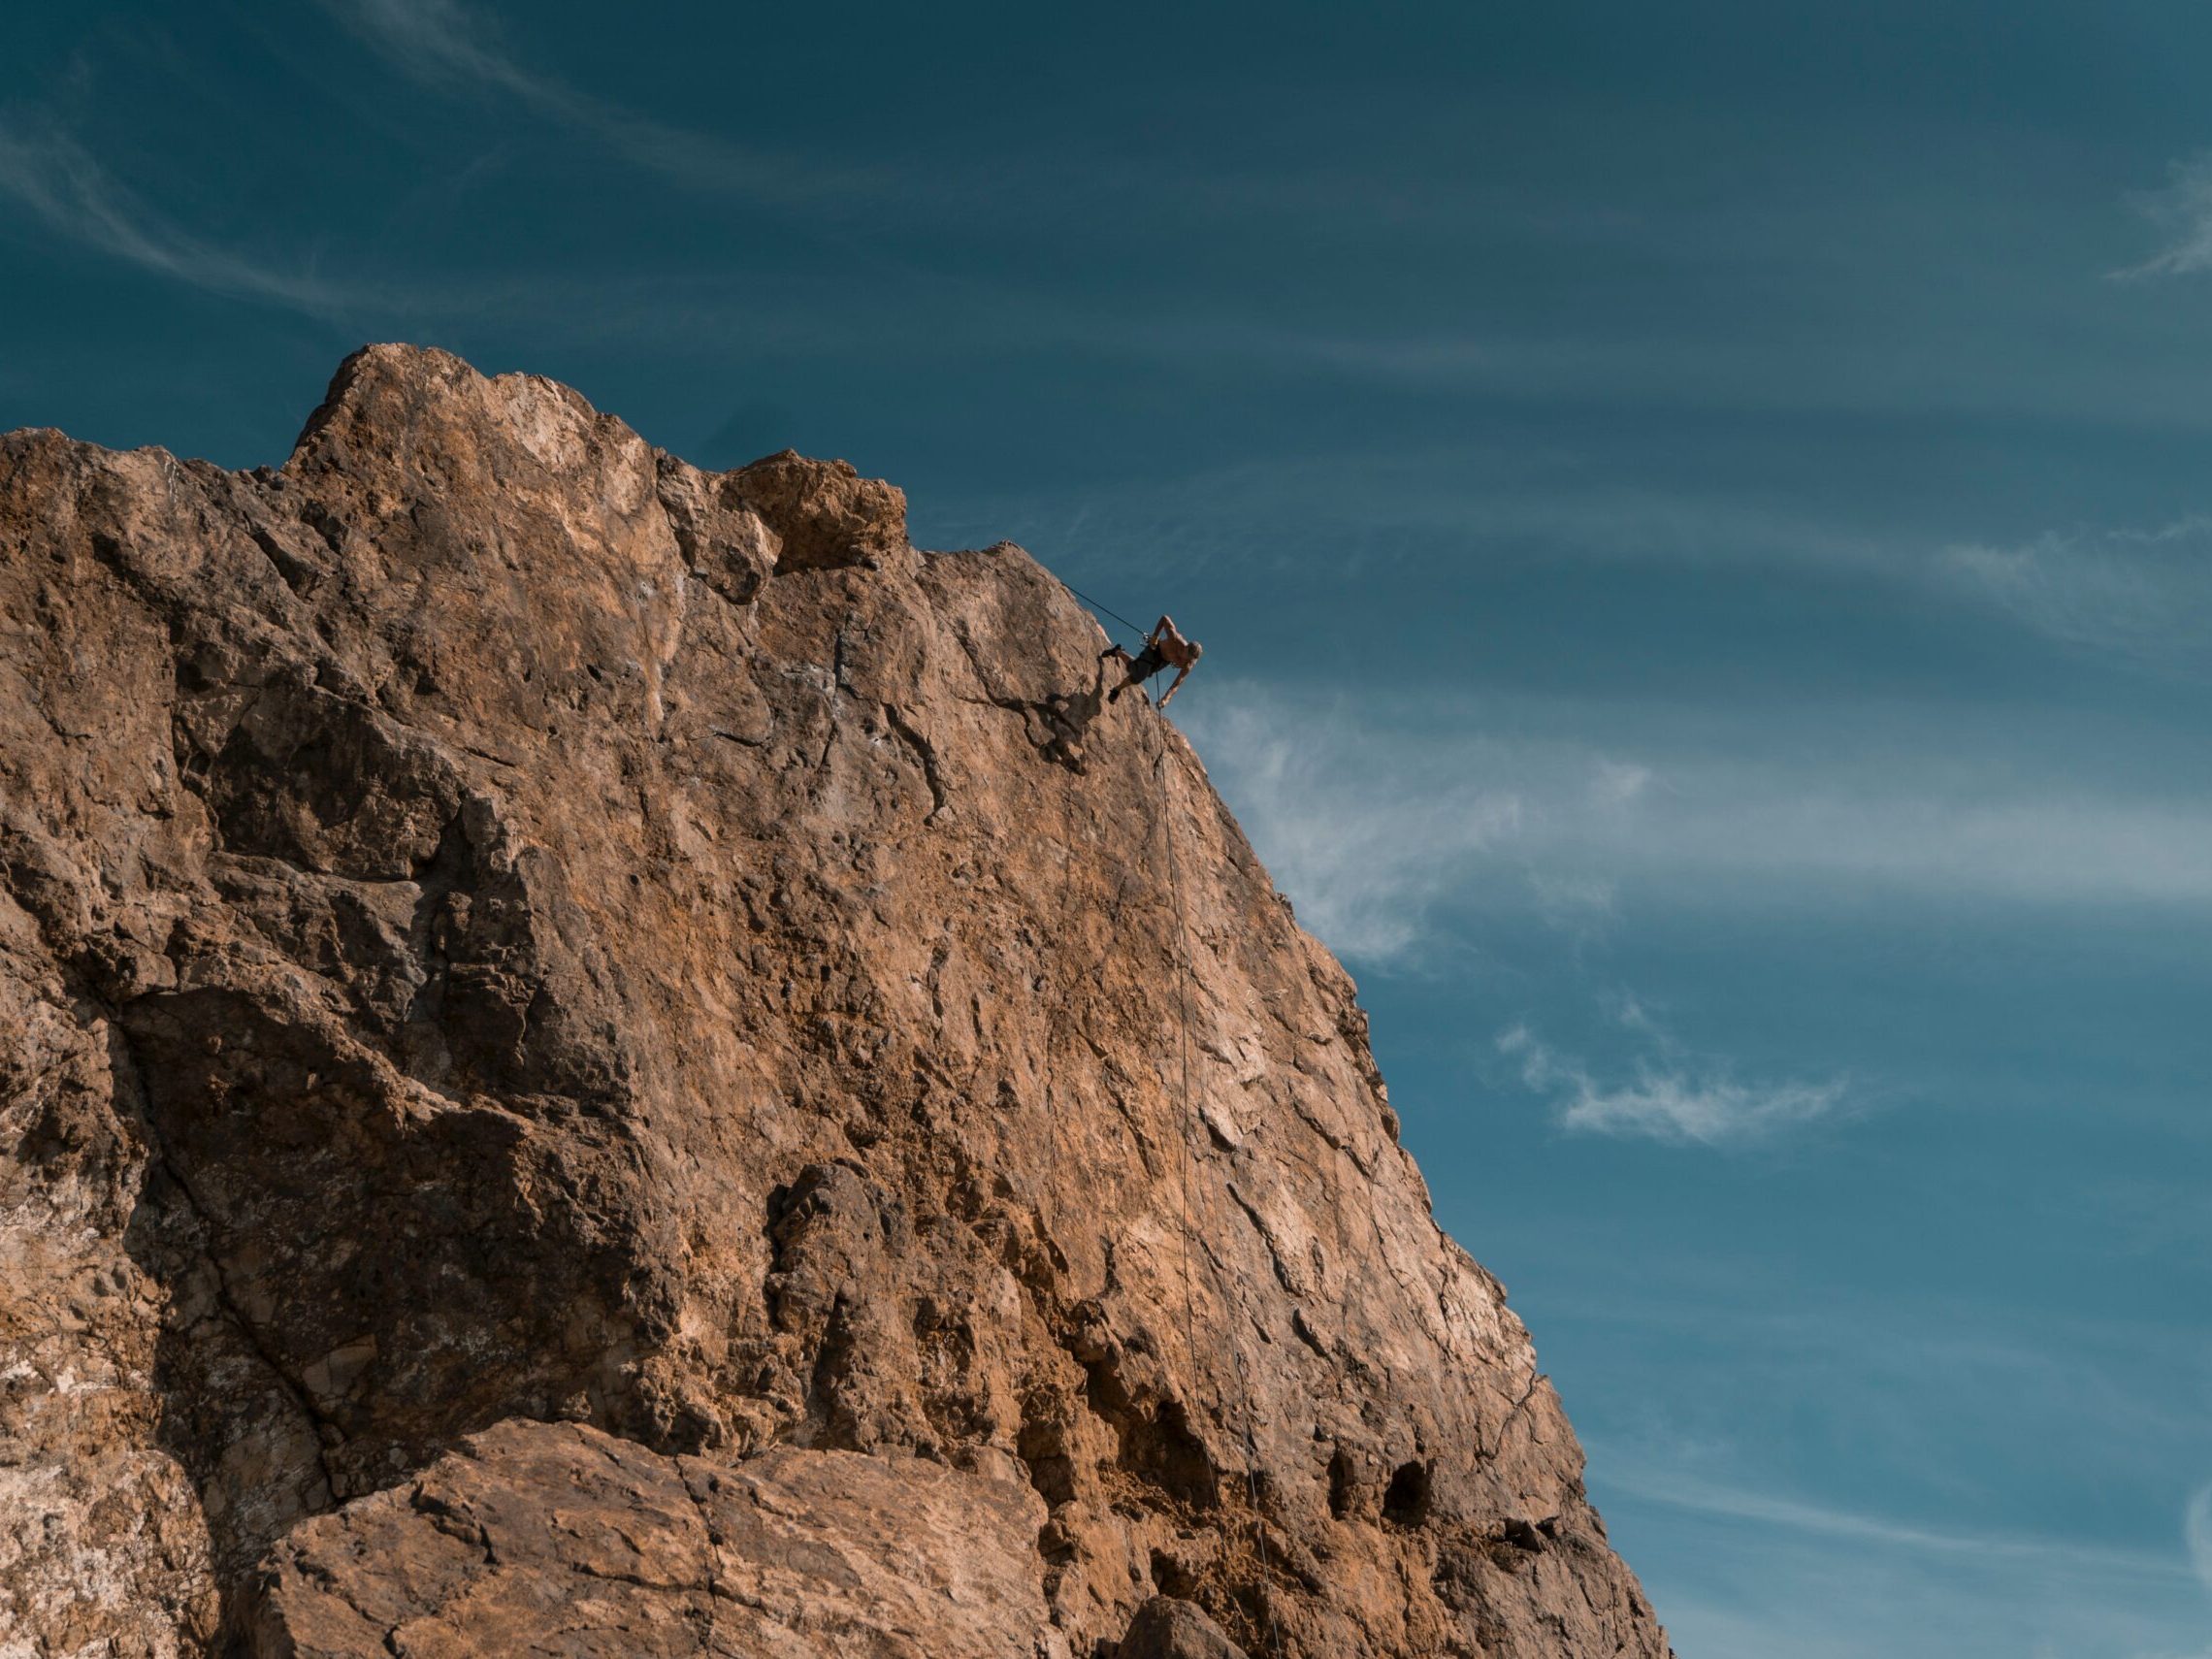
[7,4,2212,1652]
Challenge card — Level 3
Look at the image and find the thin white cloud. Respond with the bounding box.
[1565,1318,2212,1658]
[1181,695,1528,960]
[1648,787,2212,905]
[2189,1482,2212,1598]
[1940,516,2212,670]
[1182,680,2212,967]
[323,0,873,202]
[2108,1486,2212,1657]
[2115,152,2212,279]
[0,117,358,315]
[1590,758,1654,809]
[1179,689,1687,962]
[1526,871,1618,931]
[937,452,1897,585]
[1629,1500,2209,1659]
[1599,1455,2197,1584]
[950,451,2212,686]
[1552,1287,2212,1513]
[1498,1013,1846,1146]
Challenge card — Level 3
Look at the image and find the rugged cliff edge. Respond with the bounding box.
[0,346,1671,1658]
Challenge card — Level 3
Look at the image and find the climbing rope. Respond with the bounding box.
[1063,581,1152,645]
[1026,653,1277,1648]
[1153,734,1282,1657]
[1155,744,1206,1428]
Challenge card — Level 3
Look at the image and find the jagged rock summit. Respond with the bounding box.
[0,345,1671,1658]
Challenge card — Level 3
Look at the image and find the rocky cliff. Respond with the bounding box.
[0,346,1671,1658]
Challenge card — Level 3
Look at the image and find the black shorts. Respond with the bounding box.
[1125,644,1168,682]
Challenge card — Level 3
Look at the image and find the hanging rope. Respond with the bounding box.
[1029,665,1276,1648]
[1153,734,1282,1657]
[1155,743,1206,1499]
[1063,581,1152,644]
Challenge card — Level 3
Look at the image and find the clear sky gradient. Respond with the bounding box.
[6,6,2210,1653]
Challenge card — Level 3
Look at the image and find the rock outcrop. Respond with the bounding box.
[251,1420,1054,1657]
[0,345,1671,1657]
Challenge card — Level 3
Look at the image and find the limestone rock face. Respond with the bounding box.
[0,345,1671,1658]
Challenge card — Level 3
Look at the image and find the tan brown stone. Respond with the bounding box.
[248,1419,1053,1658]
[1116,1596,1250,1659]
[0,344,1670,1658]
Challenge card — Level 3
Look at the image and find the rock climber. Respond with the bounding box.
[1101,615,1202,709]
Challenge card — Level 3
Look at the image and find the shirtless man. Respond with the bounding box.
[1101,615,1202,709]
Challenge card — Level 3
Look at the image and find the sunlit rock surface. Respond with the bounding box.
[0,345,1671,1658]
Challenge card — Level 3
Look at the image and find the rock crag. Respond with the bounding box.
[0,346,1671,1657]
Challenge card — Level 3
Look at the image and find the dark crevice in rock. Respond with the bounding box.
[676,1461,727,1650]
[1221,1183,1299,1301]
[244,526,317,597]
[1326,1448,1357,1521]
[1483,1369,1546,1463]
[1085,1359,1220,1514]
[1382,1460,1432,1528]
[108,1015,343,1653]
[883,703,949,821]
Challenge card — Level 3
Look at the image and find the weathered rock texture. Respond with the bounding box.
[251,1420,1053,1657]
[0,346,1671,1658]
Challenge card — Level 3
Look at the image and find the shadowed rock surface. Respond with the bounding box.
[0,345,1672,1658]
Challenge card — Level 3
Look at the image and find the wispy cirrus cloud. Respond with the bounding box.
[0,115,359,315]
[1181,679,2212,974]
[1498,1001,1847,1145]
[934,450,1896,583]
[322,0,874,203]
[1180,693,1529,960]
[1586,1442,2212,1659]
[1178,688,1666,961]
[2166,1484,2212,1659]
[2189,1481,2212,1598]
[2114,152,2212,279]
[1601,1455,2196,1582]
[952,451,2212,686]
[1939,516,2212,671]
